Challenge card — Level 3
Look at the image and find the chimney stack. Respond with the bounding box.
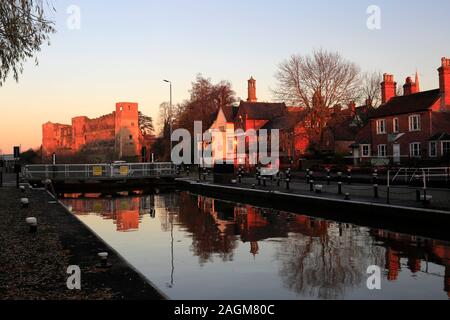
[403,76,419,96]
[439,57,450,110]
[381,74,396,104]
[247,77,257,103]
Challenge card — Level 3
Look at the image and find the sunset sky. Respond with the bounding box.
[1,0,450,153]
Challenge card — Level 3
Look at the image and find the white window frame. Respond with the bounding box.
[393,118,400,133]
[376,119,387,135]
[409,142,421,158]
[377,144,387,158]
[408,115,421,132]
[361,144,371,157]
[429,141,438,157]
[442,141,450,156]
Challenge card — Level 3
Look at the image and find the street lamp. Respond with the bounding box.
[163,80,173,160]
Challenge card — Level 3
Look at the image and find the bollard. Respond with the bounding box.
[327,173,331,185]
[286,178,290,190]
[315,185,323,193]
[238,174,242,183]
[263,177,267,187]
[345,193,351,200]
[374,184,379,198]
[347,170,352,185]
[337,172,342,183]
[338,182,343,195]
[26,217,37,233]
[373,170,378,184]
[416,190,421,202]
[252,184,256,189]
[97,252,111,268]
[21,198,29,208]
[310,180,314,192]
[20,185,26,193]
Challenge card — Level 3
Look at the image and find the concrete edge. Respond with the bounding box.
[187,180,450,216]
[42,189,170,300]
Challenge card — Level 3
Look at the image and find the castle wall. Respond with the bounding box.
[42,122,73,156]
[42,103,151,161]
[84,113,116,146]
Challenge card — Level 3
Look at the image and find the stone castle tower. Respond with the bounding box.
[115,102,141,159]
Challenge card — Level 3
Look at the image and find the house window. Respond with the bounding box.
[376,119,386,134]
[361,144,371,157]
[429,141,437,157]
[129,135,133,140]
[410,142,421,157]
[393,118,399,133]
[377,144,387,157]
[442,141,450,156]
[409,115,421,132]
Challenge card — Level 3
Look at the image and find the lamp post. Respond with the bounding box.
[163,80,173,158]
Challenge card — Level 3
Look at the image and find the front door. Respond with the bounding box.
[393,144,401,164]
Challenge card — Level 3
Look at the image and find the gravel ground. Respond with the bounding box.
[0,186,164,300]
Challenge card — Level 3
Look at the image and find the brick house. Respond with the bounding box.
[352,57,450,165]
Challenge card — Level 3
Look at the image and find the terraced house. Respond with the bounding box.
[352,57,450,165]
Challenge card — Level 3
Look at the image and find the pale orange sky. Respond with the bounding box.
[1,0,449,154]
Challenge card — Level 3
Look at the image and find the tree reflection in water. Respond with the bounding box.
[276,221,385,299]
[64,192,450,299]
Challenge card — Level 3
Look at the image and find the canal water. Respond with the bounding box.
[62,191,449,300]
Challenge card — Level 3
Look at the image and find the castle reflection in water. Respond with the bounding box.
[63,192,450,299]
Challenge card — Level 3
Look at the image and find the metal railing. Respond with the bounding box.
[23,162,177,181]
[392,167,450,183]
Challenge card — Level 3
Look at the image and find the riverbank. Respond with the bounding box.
[177,178,450,242]
[0,185,165,300]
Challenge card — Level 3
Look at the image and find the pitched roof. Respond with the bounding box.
[370,89,441,118]
[221,105,239,122]
[261,116,296,131]
[237,101,286,120]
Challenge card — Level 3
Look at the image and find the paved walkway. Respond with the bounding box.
[0,184,165,300]
[182,173,450,212]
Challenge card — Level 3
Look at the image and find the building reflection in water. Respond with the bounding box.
[64,192,450,299]
[64,193,155,232]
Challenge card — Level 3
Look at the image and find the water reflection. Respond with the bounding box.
[63,192,450,299]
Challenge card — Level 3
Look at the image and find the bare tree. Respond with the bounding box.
[0,0,55,86]
[273,49,360,134]
[360,71,382,107]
